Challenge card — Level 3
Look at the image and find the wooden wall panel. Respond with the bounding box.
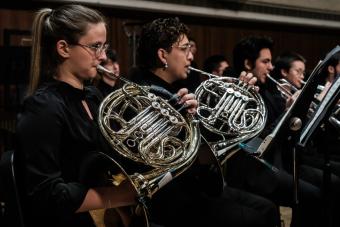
[0,6,339,76]
[0,9,34,46]
[184,20,340,75]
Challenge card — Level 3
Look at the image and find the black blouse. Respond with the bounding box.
[96,79,120,98]
[16,80,105,227]
[130,67,178,93]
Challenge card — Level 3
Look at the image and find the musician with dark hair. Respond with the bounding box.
[130,18,279,227]
[227,36,323,227]
[268,51,307,111]
[272,51,306,90]
[322,51,340,84]
[203,54,229,76]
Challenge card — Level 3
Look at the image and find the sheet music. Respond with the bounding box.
[256,45,340,156]
[299,76,340,146]
[256,60,324,156]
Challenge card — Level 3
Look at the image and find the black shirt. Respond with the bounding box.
[130,67,178,94]
[96,79,120,98]
[258,82,287,167]
[16,80,105,227]
[259,82,286,138]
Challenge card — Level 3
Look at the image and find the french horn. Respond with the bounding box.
[190,66,267,165]
[87,65,200,227]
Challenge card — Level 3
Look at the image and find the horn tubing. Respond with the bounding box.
[97,64,132,85]
[188,66,219,78]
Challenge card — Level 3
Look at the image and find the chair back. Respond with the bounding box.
[0,150,25,227]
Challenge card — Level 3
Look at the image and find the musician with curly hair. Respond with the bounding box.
[130,17,279,227]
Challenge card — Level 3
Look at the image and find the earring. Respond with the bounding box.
[164,62,168,69]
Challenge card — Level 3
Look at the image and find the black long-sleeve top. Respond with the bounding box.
[15,80,106,227]
[258,82,287,167]
[258,82,286,138]
[96,79,120,98]
[130,67,179,94]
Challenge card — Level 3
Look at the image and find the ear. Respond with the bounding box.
[56,40,70,58]
[244,59,253,71]
[328,65,335,74]
[281,68,288,78]
[157,48,168,65]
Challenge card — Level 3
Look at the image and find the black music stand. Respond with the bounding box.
[298,74,340,227]
[256,45,340,226]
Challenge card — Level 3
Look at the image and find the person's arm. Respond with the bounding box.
[16,95,89,215]
[77,181,137,212]
[315,81,332,102]
[16,94,136,216]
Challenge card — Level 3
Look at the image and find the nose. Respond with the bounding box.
[268,62,274,71]
[113,63,120,74]
[187,51,194,61]
[113,63,119,70]
[98,50,107,62]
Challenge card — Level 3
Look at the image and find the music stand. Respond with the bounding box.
[256,45,340,226]
[257,45,340,155]
[298,72,340,227]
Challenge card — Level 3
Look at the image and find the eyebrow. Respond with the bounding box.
[259,57,271,62]
[178,41,190,46]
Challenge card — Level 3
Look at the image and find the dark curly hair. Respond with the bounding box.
[233,36,273,75]
[137,17,189,69]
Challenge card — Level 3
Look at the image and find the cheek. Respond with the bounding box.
[78,61,97,79]
[72,54,91,67]
[335,65,340,74]
[286,74,294,80]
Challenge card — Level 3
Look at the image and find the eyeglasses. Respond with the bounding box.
[291,68,305,76]
[74,43,109,57]
[172,43,192,56]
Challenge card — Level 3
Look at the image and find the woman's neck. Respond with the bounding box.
[151,68,174,84]
[327,74,334,83]
[56,67,84,90]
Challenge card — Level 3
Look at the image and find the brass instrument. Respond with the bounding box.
[189,66,267,165]
[266,74,329,119]
[266,74,298,99]
[91,65,200,227]
[266,75,324,100]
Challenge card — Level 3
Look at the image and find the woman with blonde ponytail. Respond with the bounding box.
[16,4,137,227]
